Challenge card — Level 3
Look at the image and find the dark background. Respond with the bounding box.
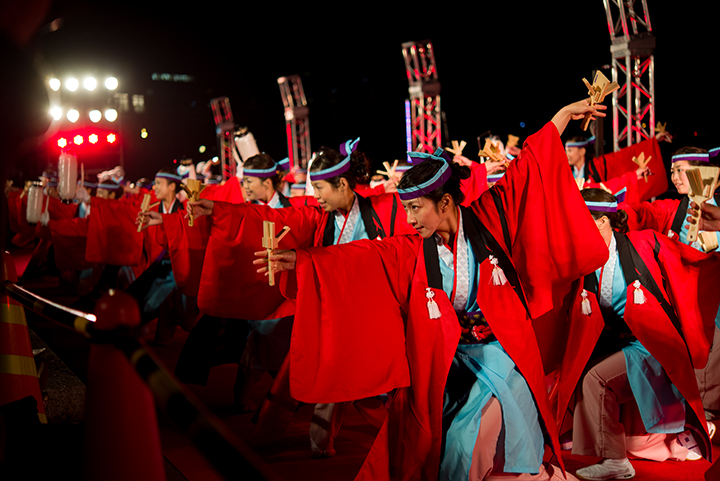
[15,2,720,180]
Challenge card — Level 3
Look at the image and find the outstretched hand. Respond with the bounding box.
[136,210,162,230]
[253,249,297,275]
[686,201,720,232]
[552,99,607,136]
[187,198,214,219]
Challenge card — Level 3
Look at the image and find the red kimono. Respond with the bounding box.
[283,122,608,480]
[48,216,91,272]
[195,192,415,320]
[554,230,720,461]
[582,137,666,202]
[621,197,684,236]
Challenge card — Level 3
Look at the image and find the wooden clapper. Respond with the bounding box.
[137,193,160,232]
[446,140,467,157]
[479,139,508,164]
[262,221,291,286]
[686,166,720,243]
[180,179,206,227]
[581,71,619,131]
[632,151,651,183]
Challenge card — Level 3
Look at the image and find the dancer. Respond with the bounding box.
[255,99,607,479]
[554,188,720,480]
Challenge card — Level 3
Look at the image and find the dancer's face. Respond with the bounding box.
[670,160,691,195]
[401,196,445,239]
[242,176,273,203]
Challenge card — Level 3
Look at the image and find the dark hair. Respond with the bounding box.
[397,159,471,205]
[567,136,594,163]
[671,146,716,167]
[244,153,285,190]
[156,167,179,194]
[309,147,371,189]
[581,188,629,234]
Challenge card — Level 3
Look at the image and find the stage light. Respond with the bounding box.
[74,135,84,145]
[83,77,97,91]
[50,107,62,121]
[105,77,118,90]
[140,128,148,139]
[67,109,80,123]
[58,138,67,148]
[105,109,118,122]
[89,134,99,144]
[107,133,116,143]
[199,145,206,153]
[49,78,61,91]
[66,78,79,92]
[89,110,102,123]
[212,156,219,163]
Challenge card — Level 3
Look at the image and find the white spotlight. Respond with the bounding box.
[104,109,118,122]
[83,77,97,91]
[67,109,80,123]
[50,107,62,121]
[49,78,61,91]
[66,78,79,92]
[105,77,118,90]
[89,110,102,123]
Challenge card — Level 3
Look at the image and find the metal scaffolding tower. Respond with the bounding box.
[603,0,656,151]
[278,75,311,170]
[210,96,236,179]
[402,40,442,154]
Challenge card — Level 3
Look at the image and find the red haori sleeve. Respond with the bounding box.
[288,195,319,207]
[162,212,210,297]
[460,161,488,207]
[290,235,420,403]
[142,224,165,264]
[620,198,678,233]
[46,196,79,220]
[85,197,144,266]
[593,137,667,201]
[199,176,246,204]
[355,183,386,197]
[630,230,720,368]
[473,121,608,320]
[368,193,416,237]
[48,217,91,271]
[197,201,323,319]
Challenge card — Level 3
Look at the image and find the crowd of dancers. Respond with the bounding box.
[6,97,720,481]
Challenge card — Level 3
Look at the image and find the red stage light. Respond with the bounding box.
[89,134,99,144]
[58,138,68,148]
[74,135,84,145]
[107,133,116,143]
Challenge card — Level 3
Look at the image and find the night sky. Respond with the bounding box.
[27,2,720,180]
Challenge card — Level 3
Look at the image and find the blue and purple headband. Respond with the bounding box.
[243,157,291,178]
[565,136,596,149]
[397,150,452,201]
[487,172,506,183]
[97,182,121,190]
[290,183,306,190]
[310,138,359,181]
[204,176,221,185]
[156,172,183,182]
[584,187,626,213]
[671,152,709,163]
[709,147,719,159]
[78,180,98,188]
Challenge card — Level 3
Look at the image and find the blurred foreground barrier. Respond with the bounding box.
[2,252,280,481]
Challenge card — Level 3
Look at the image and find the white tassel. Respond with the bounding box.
[633,280,646,305]
[667,229,675,239]
[581,289,592,315]
[426,288,441,319]
[489,255,508,286]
